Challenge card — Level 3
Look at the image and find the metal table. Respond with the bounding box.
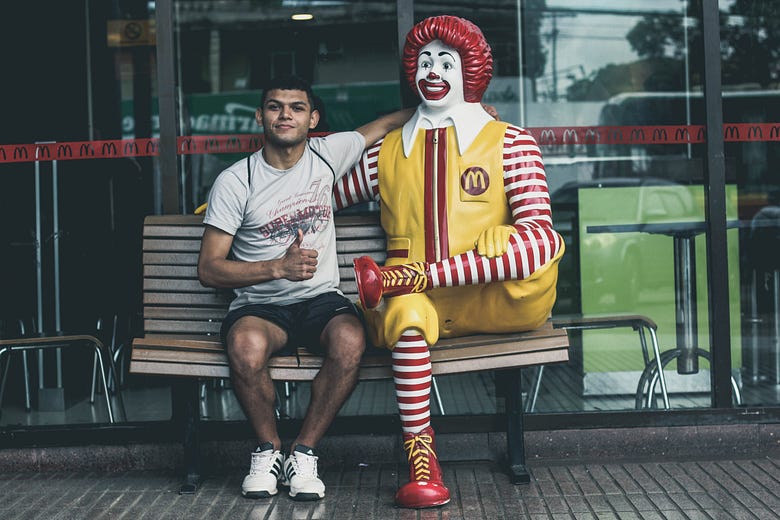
[586,221,742,405]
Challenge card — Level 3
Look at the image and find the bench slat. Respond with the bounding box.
[143,252,200,265]
[335,239,386,253]
[144,292,233,306]
[144,307,227,320]
[334,223,385,239]
[144,319,221,334]
[144,279,214,293]
[144,265,201,278]
[144,238,202,252]
[133,334,224,351]
[337,252,386,267]
[144,225,205,239]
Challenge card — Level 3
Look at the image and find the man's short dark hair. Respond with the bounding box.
[260,75,315,109]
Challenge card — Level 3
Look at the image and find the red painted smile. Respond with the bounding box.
[418,79,451,101]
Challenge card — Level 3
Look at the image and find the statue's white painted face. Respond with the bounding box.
[415,40,465,110]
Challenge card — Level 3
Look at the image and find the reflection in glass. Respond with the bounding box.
[174,1,402,210]
[721,1,780,406]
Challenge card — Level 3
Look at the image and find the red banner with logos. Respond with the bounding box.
[2,123,779,164]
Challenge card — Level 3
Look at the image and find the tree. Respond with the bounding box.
[720,0,780,87]
[567,1,780,101]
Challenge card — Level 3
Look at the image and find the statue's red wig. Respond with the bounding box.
[402,16,493,103]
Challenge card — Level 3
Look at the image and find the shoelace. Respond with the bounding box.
[403,433,436,481]
[382,262,429,293]
[290,452,319,479]
[249,450,279,475]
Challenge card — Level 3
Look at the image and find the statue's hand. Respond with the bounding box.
[476,225,516,258]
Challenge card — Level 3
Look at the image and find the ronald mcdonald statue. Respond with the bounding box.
[334,15,564,509]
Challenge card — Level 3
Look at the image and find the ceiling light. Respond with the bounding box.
[291,13,314,21]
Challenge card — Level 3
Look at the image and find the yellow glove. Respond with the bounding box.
[476,225,516,258]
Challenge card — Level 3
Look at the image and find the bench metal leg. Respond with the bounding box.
[524,365,544,413]
[172,379,202,494]
[0,347,10,418]
[22,350,31,411]
[505,368,530,484]
[431,376,445,415]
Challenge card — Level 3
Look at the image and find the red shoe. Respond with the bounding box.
[354,256,430,309]
[353,256,383,309]
[395,426,450,508]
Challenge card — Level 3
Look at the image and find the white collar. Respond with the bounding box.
[401,102,493,158]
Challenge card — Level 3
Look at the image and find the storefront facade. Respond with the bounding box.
[2,0,779,443]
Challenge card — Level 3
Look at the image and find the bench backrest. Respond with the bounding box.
[141,214,385,337]
[136,213,570,380]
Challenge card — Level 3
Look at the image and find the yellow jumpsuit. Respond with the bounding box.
[362,121,564,349]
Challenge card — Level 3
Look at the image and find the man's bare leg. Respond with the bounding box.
[226,316,289,450]
[280,313,365,501]
[293,313,365,450]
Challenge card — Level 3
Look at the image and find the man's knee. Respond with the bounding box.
[322,315,366,368]
[226,327,275,376]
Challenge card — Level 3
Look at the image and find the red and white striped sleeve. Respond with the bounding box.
[333,140,383,210]
[503,125,554,231]
[502,125,562,267]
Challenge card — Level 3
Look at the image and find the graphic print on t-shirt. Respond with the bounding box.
[257,179,332,244]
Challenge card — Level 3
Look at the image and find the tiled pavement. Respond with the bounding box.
[2,455,779,519]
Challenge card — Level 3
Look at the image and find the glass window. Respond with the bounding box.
[1,0,160,426]
[174,0,402,212]
[720,0,780,406]
[533,1,740,412]
[405,1,734,413]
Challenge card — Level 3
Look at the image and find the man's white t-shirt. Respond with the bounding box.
[204,131,365,311]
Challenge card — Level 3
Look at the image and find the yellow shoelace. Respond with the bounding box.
[383,262,428,293]
[403,433,437,481]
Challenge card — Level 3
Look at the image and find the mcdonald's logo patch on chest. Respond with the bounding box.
[460,166,489,195]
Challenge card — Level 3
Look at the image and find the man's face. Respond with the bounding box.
[256,89,319,147]
[415,40,465,110]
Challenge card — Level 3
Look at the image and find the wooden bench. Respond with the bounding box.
[130,214,570,493]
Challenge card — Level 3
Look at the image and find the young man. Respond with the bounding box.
[333,16,564,508]
[197,75,411,501]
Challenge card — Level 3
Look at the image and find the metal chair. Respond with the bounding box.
[90,314,131,400]
[548,314,670,410]
[0,318,125,423]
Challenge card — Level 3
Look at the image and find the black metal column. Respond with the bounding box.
[701,0,732,408]
[505,368,530,484]
[155,0,180,214]
[172,379,201,494]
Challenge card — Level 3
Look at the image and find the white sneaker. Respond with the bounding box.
[241,442,284,499]
[281,444,325,501]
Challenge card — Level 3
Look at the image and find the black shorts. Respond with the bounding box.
[219,291,360,355]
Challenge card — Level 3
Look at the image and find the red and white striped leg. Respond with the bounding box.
[392,330,449,508]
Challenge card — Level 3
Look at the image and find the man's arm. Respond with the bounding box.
[356,107,415,147]
[198,225,318,288]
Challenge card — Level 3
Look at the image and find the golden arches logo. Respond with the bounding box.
[460,166,489,196]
